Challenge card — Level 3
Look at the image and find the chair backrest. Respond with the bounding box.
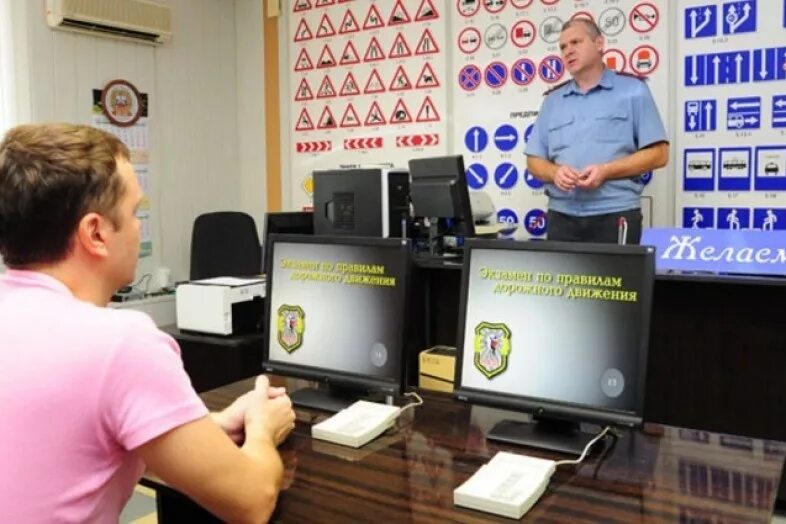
[189,211,261,280]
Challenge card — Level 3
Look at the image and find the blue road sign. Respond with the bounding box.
[497,209,518,237]
[753,208,786,230]
[466,163,489,189]
[726,96,761,130]
[523,123,534,144]
[458,64,482,91]
[494,163,519,189]
[511,58,537,86]
[752,48,786,82]
[484,62,508,88]
[754,145,786,191]
[717,208,750,230]
[717,51,751,84]
[493,124,518,152]
[524,169,544,189]
[685,54,712,86]
[464,126,489,153]
[497,208,518,228]
[686,51,751,86]
[685,5,717,38]
[524,209,547,236]
[682,207,715,229]
[773,95,786,128]
[684,148,715,191]
[722,1,756,35]
[538,56,564,83]
[718,147,752,191]
[684,99,716,131]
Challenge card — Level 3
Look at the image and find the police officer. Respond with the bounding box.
[526,19,669,244]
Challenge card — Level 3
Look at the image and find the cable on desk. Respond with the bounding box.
[554,426,611,468]
[399,391,424,415]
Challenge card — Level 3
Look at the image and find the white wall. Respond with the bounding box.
[11,0,266,282]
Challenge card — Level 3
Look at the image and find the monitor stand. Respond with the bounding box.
[290,384,382,413]
[486,417,604,456]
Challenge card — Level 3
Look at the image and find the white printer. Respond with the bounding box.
[176,277,266,335]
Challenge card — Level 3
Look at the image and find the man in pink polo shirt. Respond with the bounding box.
[0,123,295,523]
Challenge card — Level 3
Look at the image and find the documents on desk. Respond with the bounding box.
[454,452,555,519]
[311,400,401,448]
[175,276,265,335]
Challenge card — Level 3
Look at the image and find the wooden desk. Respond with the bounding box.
[143,378,786,523]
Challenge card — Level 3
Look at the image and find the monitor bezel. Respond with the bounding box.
[452,239,655,428]
[263,211,314,273]
[262,233,412,396]
[408,154,475,237]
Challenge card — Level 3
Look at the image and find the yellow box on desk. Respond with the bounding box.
[419,346,456,393]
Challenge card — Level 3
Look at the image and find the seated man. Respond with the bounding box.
[0,123,295,523]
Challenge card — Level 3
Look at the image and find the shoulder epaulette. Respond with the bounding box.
[615,70,649,82]
[542,80,570,96]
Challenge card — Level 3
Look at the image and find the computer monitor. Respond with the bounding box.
[312,168,409,238]
[408,155,475,253]
[453,240,655,454]
[263,212,313,273]
[262,234,411,412]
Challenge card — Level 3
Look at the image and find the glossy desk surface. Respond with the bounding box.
[150,378,786,523]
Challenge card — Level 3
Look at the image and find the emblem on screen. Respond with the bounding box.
[473,322,511,379]
[277,305,305,353]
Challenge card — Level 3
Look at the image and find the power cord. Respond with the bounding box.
[554,426,612,468]
[399,391,424,415]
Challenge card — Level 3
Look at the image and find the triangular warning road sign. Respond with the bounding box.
[294,48,314,71]
[294,19,313,42]
[415,62,440,89]
[416,96,440,122]
[415,28,439,55]
[295,107,315,131]
[315,0,335,6]
[414,0,438,21]
[390,98,413,124]
[364,37,385,62]
[340,104,361,128]
[295,78,314,101]
[338,9,359,34]
[339,41,360,65]
[317,106,337,129]
[388,0,411,25]
[316,45,336,68]
[364,101,386,126]
[315,13,336,38]
[316,75,336,98]
[363,4,384,30]
[389,33,412,59]
[293,0,311,13]
[339,72,360,96]
[389,65,412,91]
[363,69,386,94]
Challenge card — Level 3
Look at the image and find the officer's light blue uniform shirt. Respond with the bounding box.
[526,68,667,217]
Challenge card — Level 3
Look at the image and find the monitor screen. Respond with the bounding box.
[263,234,410,410]
[408,155,475,243]
[453,240,655,450]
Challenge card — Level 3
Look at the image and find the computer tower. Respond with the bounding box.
[313,168,409,238]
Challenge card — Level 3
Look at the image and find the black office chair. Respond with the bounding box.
[189,211,262,280]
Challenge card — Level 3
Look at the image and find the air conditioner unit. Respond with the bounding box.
[45,0,172,45]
